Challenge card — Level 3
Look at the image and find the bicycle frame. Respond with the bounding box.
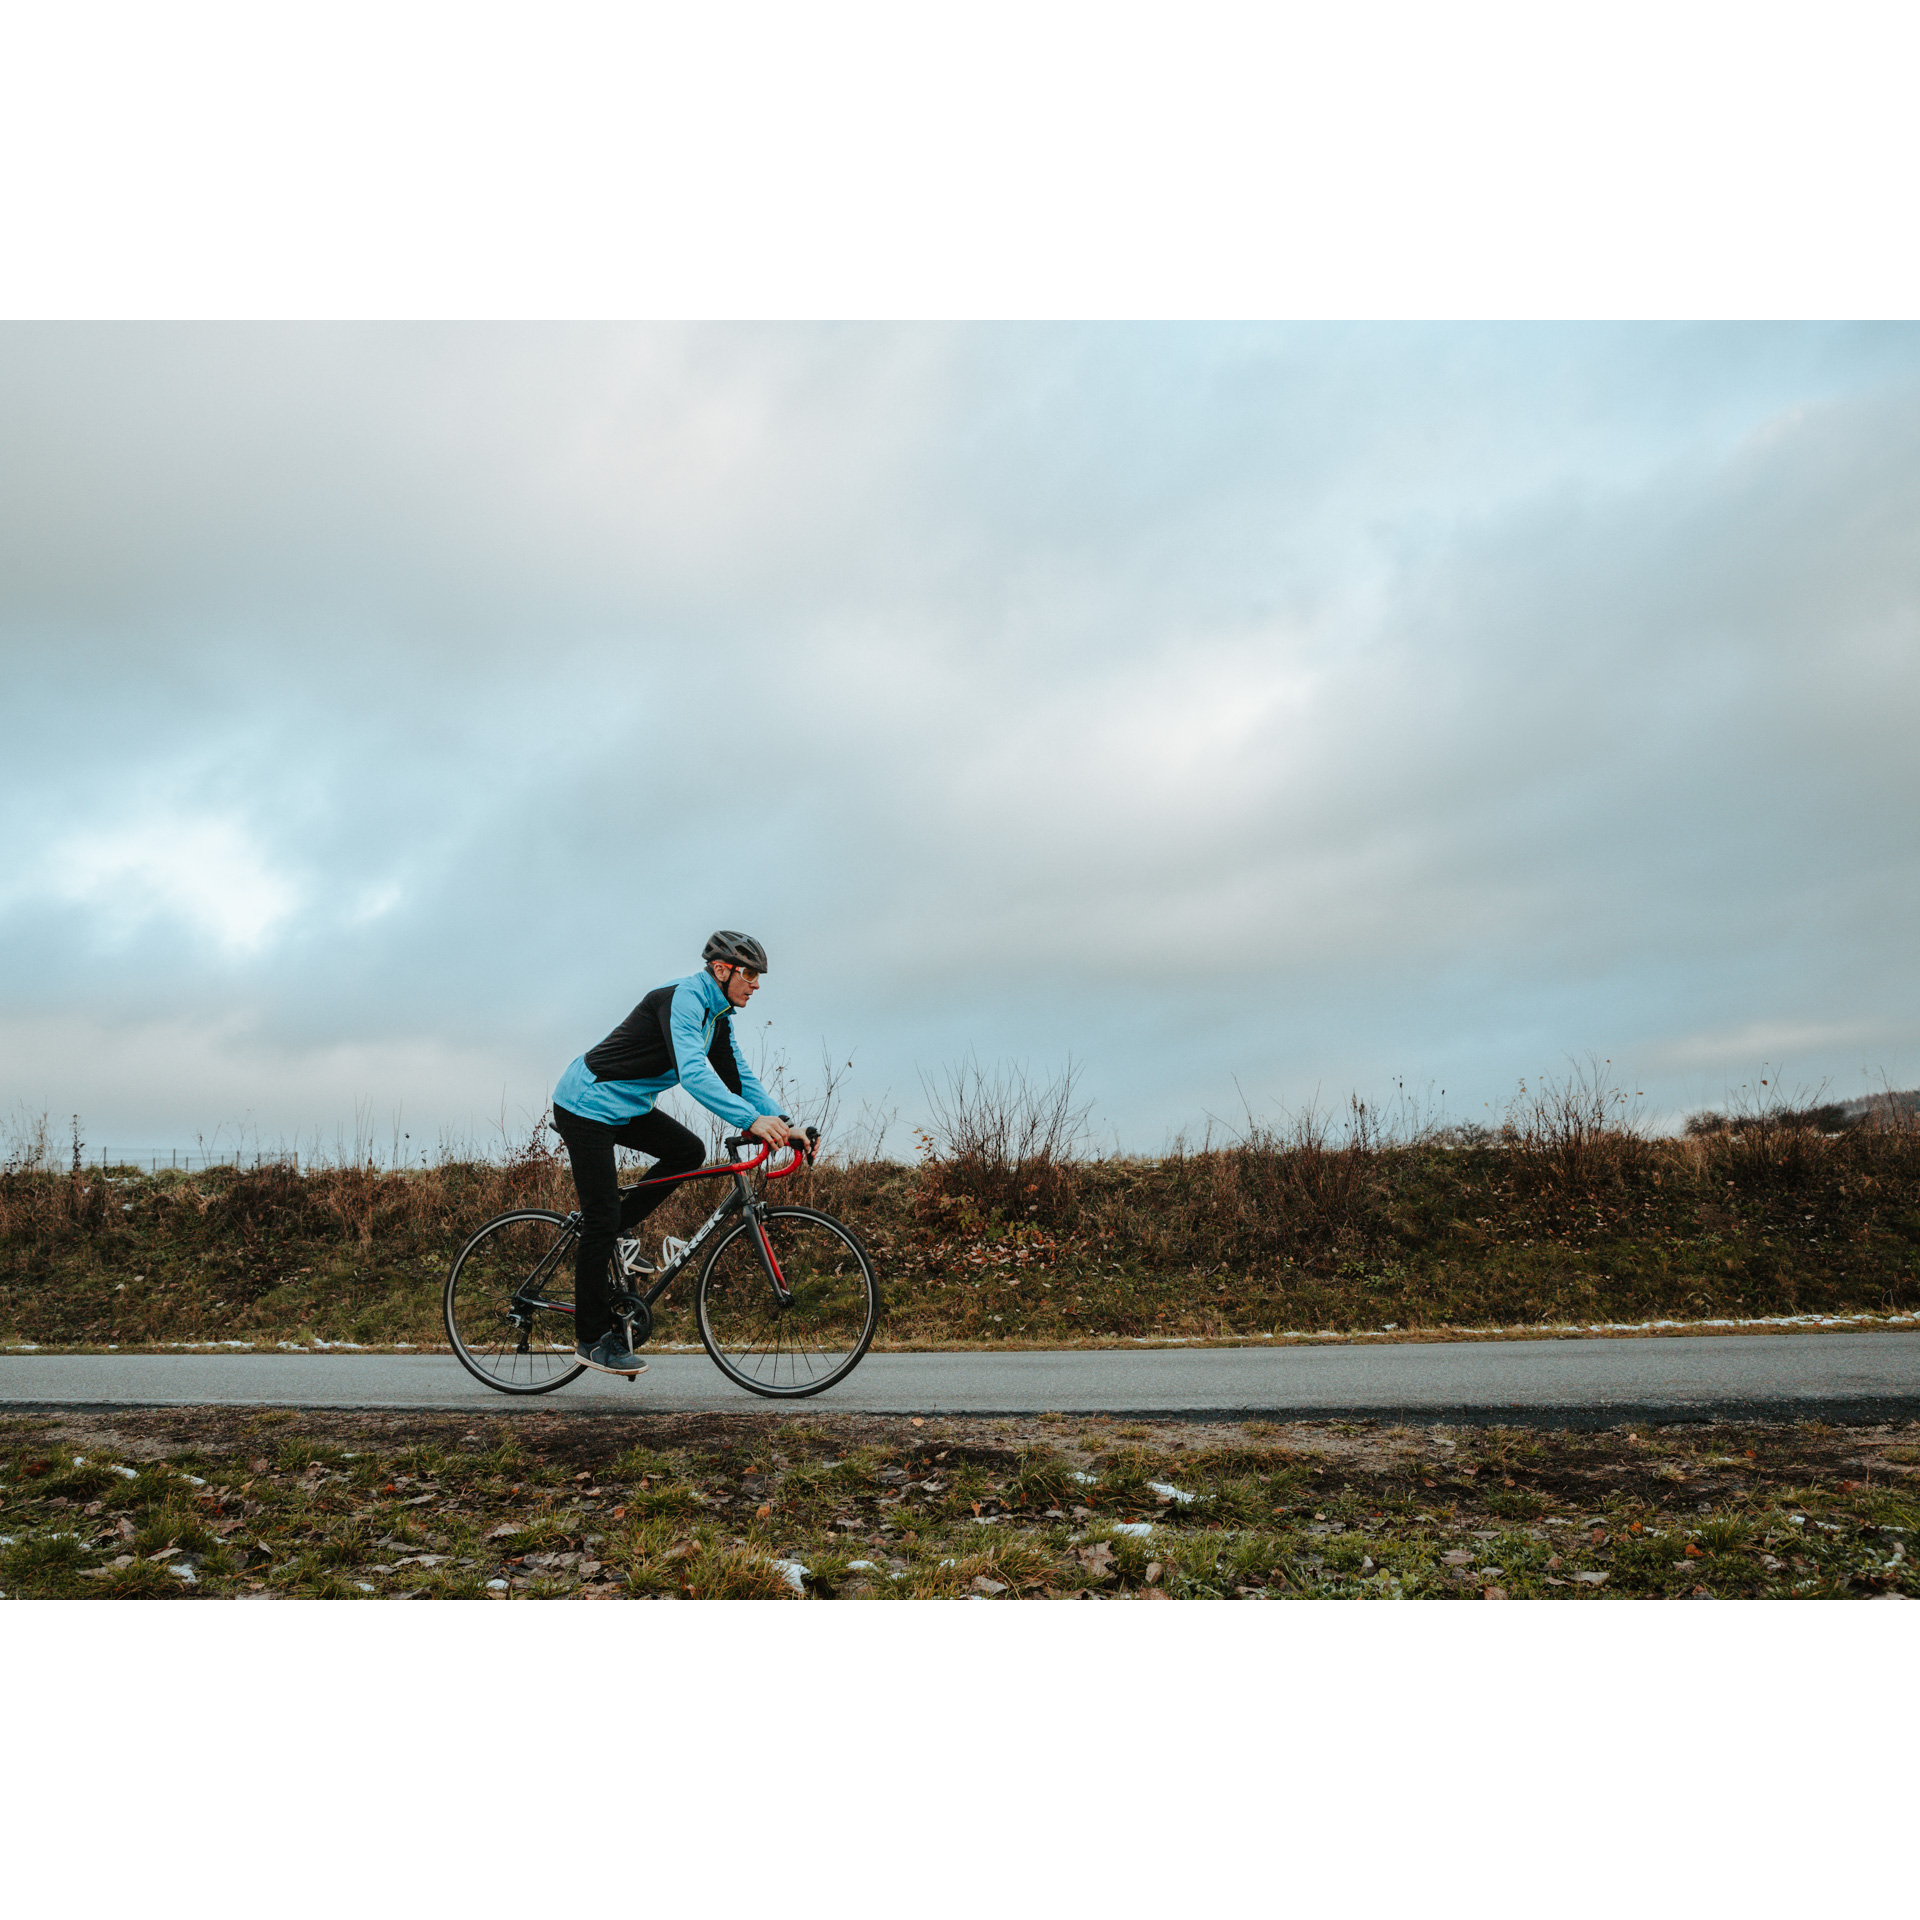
[512,1133,810,1324]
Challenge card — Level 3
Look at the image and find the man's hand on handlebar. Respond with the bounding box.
[746,1116,819,1160]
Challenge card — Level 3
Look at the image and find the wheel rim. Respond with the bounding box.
[699,1209,876,1396]
[447,1215,583,1393]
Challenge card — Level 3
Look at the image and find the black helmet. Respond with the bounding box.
[702,929,769,973]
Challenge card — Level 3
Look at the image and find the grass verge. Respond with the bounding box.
[3,1407,1914,1601]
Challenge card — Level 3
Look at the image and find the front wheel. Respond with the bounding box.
[445,1209,586,1395]
[696,1206,880,1399]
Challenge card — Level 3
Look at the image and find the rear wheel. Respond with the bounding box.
[445,1210,586,1395]
[696,1205,879,1398]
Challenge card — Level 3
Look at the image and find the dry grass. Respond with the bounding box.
[5,1069,1920,1348]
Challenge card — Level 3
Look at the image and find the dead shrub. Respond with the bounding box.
[915,1057,1092,1228]
[1500,1057,1649,1198]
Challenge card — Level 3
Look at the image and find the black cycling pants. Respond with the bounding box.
[551,1104,706,1344]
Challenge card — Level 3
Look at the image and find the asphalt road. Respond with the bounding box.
[3,1330,1916,1426]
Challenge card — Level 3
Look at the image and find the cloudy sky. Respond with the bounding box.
[3,323,1917,1158]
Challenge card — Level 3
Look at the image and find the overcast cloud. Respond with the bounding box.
[3,324,1917,1157]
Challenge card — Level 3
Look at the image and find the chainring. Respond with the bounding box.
[613,1294,654,1348]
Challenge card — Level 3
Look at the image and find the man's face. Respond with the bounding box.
[720,963,760,1009]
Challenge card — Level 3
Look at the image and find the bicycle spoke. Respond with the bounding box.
[445,1213,587,1396]
[697,1207,878,1399]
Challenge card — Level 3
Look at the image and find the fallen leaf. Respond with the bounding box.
[1684,1542,1703,1557]
[1482,1586,1508,1600]
[1573,1571,1608,1586]
[756,1503,772,1521]
[970,1576,1008,1595]
[486,1523,518,1540]
[910,1418,925,1427]
[1545,1554,1563,1571]
[1145,1562,1162,1584]
[1442,1549,1475,1566]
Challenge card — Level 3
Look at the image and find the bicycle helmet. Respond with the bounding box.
[702,929,770,973]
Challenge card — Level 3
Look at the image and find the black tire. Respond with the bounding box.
[445,1209,587,1395]
[695,1205,880,1399]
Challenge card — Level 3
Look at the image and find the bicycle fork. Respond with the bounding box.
[744,1197,793,1306]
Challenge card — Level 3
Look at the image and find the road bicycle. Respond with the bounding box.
[443,1129,880,1400]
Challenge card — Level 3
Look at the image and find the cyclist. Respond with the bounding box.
[550,931,797,1376]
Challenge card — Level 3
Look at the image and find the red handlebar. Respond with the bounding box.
[728,1135,812,1180]
[618,1130,816,1194]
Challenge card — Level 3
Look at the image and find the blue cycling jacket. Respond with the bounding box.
[553,970,783,1131]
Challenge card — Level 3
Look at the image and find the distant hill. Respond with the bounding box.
[1686,1088,1920,1135]
[1840,1090,1920,1122]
